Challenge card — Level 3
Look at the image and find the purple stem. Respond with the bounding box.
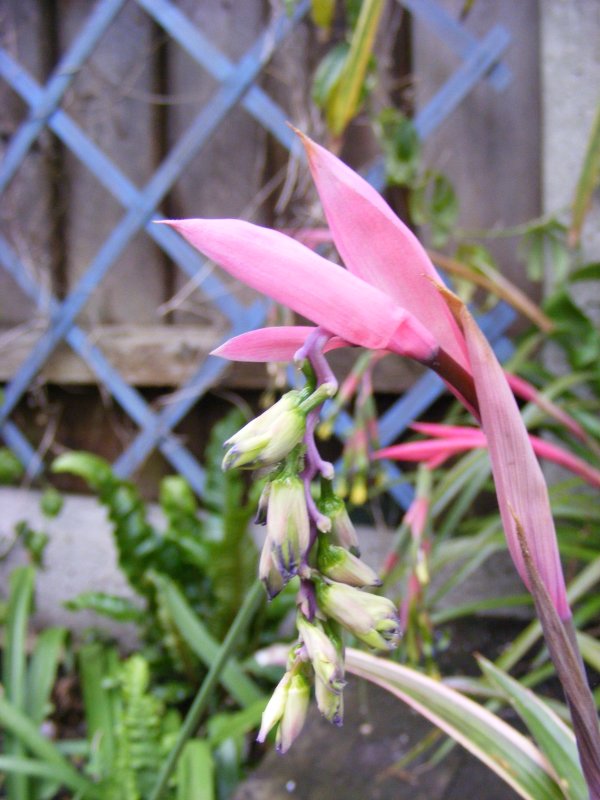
[294,326,338,390]
[297,579,317,620]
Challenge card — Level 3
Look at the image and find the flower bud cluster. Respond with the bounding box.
[223,347,401,754]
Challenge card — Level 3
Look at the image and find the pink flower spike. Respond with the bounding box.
[404,496,429,542]
[212,326,350,363]
[374,437,481,467]
[163,218,439,364]
[297,131,470,374]
[459,307,570,621]
[411,422,482,440]
[401,424,600,489]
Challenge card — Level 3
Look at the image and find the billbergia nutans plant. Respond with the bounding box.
[164,131,600,797]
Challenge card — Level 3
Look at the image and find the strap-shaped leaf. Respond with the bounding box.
[346,648,564,800]
[478,656,587,800]
[0,697,100,797]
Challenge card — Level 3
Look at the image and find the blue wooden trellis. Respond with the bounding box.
[0,0,514,509]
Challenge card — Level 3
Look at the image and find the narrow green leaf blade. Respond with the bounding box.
[478,656,587,800]
[0,697,99,797]
[570,103,600,246]
[346,649,564,800]
[27,627,67,724]
[79,643,120,779]
[176,740,215,800]
[4,566,35,800]
[153,573,263,708]
[326,0,383,135]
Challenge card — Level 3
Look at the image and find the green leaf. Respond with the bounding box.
[52,451,115,490]
[570,103,600,247]
[346,649,565,799]
[0,447,25,484]
[39,487,63,518]
[545,289,600,370]
[478,656,587,800]
[65,591,145,623]
[311,0,336,29]
[312,43,349,110]
[150,572,264,708]
[576,632,600,674]
[0,756,98,795]
[207,698,267,747]
[410,171,459,247]
[176,740,214,800]
[569,262,600,283]
[0,697,100,797]
[26,627,67,724]
[3,565,35,800]
[79,643,121,780]
[325,0,384,136]
[375,108,421,187]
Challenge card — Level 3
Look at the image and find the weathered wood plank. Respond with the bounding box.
[58,0,165,324]
[413,0,541,300]
[166,0,267,322]
[0,0,53,326]
[0,323,422,391]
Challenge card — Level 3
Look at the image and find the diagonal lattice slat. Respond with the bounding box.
[0,0,512,509]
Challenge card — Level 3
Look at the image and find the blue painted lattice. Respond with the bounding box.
[0,0,514,508]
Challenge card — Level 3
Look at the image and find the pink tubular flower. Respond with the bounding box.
[162,132,478,413]
[163,218,437,363]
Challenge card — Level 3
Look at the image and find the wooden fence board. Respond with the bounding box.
[167,0,267,323]
[59,0,165,325]
[0,0,52,326]
[0,322,421,392]
[414,0,541,300]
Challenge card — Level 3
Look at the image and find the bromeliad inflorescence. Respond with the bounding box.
[221,327,401,753]
[164,130,600,791]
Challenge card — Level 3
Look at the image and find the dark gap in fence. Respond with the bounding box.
[383,4,414,230]
[151,19,176,325]
[41,0,69,301]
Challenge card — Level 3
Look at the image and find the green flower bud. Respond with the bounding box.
[318,488,360,555]
[259,535,285,599]
[315,675,344,726]
[318,538,381,587]
[267,475,310,578]
[297,616,345,692]
[257,672,290,744]
[276,672,310,754]
[316,581,401,651]
[222,391,306,470]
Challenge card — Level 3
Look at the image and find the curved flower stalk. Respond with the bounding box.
[164,131,599,791]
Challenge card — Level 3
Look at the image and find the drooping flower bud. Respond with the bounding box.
[315,675,344,726]
[259,535,285,599]
[276,672,310,754]
[318,481,360,555]
[316,580,402,651]
[222,391,306,470]
[257,672,291,744]
[297,615,345,692]
[318,538,381,587]
[267,475,310,578]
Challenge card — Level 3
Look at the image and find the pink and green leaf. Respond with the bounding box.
[345,649,565,800]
